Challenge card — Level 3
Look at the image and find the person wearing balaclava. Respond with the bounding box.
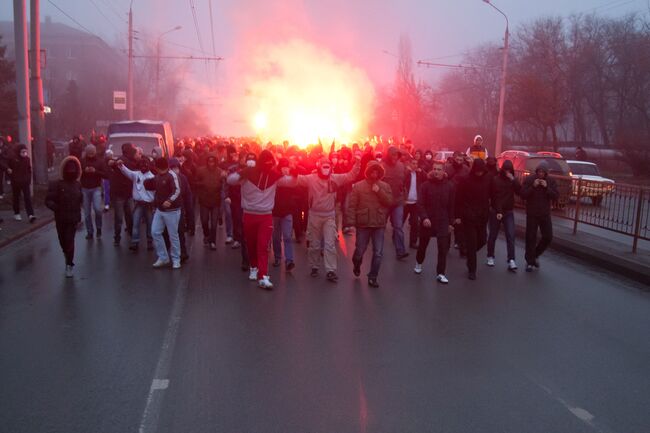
[519,161,559,272]
[456,158,491,280]
[116,154,155,252]
[45,155,83,277]
[293,154,360,282]
[487,159,521,271]
[227,149,294,290]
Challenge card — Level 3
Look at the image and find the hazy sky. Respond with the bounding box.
[2,0,647,133]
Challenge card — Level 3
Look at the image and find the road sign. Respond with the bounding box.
[113,91,127,111]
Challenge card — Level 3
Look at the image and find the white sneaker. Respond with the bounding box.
[231,241,241,249]
[225,236,234,244]
[0,194,4,199]
[486,257,495,267]
[65,265,73,278]
[508,259,518,271]
[248,267,258,281]
[152,259,170,268]
[436,274,449,284]
[258,275,274,289]
[414,263,423,274]
[172,261,181,269]
[14,214,22,221]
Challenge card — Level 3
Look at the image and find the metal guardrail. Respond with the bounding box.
[514,172,649,253]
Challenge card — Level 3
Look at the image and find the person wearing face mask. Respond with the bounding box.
[46,155,83,277]
[227,150,294,289]
[117,156,155,252]
[487,159,521,271]
[456,159,492,280]
[414,161,455,284]
[3,144,36,222]
[293,155,360,282]
[420,150,434,173]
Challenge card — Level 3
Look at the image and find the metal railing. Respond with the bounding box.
[514,172,649,253]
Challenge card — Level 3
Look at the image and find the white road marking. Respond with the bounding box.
[138,241,194,433]
[536,384,614,433]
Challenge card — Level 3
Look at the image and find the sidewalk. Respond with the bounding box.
[0,191,54,249]
[513,210,650,287]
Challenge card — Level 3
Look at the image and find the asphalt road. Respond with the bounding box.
[1,216,649,433]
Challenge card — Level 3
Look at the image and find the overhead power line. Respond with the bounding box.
[47,0,106,42]
[416,60,499,70]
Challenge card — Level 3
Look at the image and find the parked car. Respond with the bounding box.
[497,150,573,208]
[107,120,174,155]
[566,160,615,206]
[433,150,455,162]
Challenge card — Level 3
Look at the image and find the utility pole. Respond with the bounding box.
[127,6,134,120]
[13,0,32,162]
[30,0,47,184]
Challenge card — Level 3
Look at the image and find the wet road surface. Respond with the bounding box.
[1,217,649,433]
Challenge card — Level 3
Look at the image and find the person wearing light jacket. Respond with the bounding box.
[117,157,155,251]
[144,157,182,269]
[294,155,360,282]
[227,149,294,290]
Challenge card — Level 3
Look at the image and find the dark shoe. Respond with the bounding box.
[310,268,319,277]
[273,258,281,267]
[96,229,102,238]
[353,262,361,277]
[397,252,410,260]
[468,271,476,280]
[526,265,534,272]
[85,233,93,240]
[241,262,250,272]
[129,243,138,251]
[368,278,379,288]
[326,271,338,282]
[181,254,190,263]
[28,215,36,223]
[286,261,295,272]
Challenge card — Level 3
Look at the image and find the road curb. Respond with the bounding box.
[0,216,54,250]
[514,223,650,287]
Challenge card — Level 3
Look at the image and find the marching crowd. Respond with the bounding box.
[2,134,558,288]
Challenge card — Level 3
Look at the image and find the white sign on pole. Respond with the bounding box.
[113,91,127,110]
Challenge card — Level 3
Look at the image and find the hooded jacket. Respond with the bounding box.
[294,159,360,217]
[195,155,224,208]
[520,161,559,217]
[456,159,491,225]
[5,145,32,184]
[345,161,394,228]
[80,155,107,189]
[380,146,407,205]
[45,156,83,223]
[490,159,521,214]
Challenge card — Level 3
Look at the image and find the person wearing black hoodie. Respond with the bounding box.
[3,144,35,222]
[487,159,521,271]
[45,156,83,277]
[456,159,491,280]
[520,161,559,272]
[445,151,470,256]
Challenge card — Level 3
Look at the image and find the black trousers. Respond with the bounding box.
[464,222,487,273]
[12,182,34,215]
[112,196,133,240]
[403,203,420,246]
[56,220,77,266]
[453,221,466,255]
[525,214,553,265]
[416,227,450,275]
[200,205,219,243]
[230,202,249,267]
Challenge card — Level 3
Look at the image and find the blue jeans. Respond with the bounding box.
[389,205,406,255]
[82,187,103,235]
[487,209,515,261]
[352,227,385,279]
[103,179,110,207]
[152,209,181,263]
[132,201,153,244]
[272,215,294,262]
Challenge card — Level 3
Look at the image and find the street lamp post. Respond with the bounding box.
[483,0,509,157]
[155,25,182,118]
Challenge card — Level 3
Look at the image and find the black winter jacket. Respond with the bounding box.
[417,177,455,236]
[80,156,107,189]
[456,170,491,226]
[490,161,521,214]
[7,156,32,184]
[45,157,83,223]
[520,173,559,217]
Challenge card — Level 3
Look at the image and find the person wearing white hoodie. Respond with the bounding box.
[116,157,155,251]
